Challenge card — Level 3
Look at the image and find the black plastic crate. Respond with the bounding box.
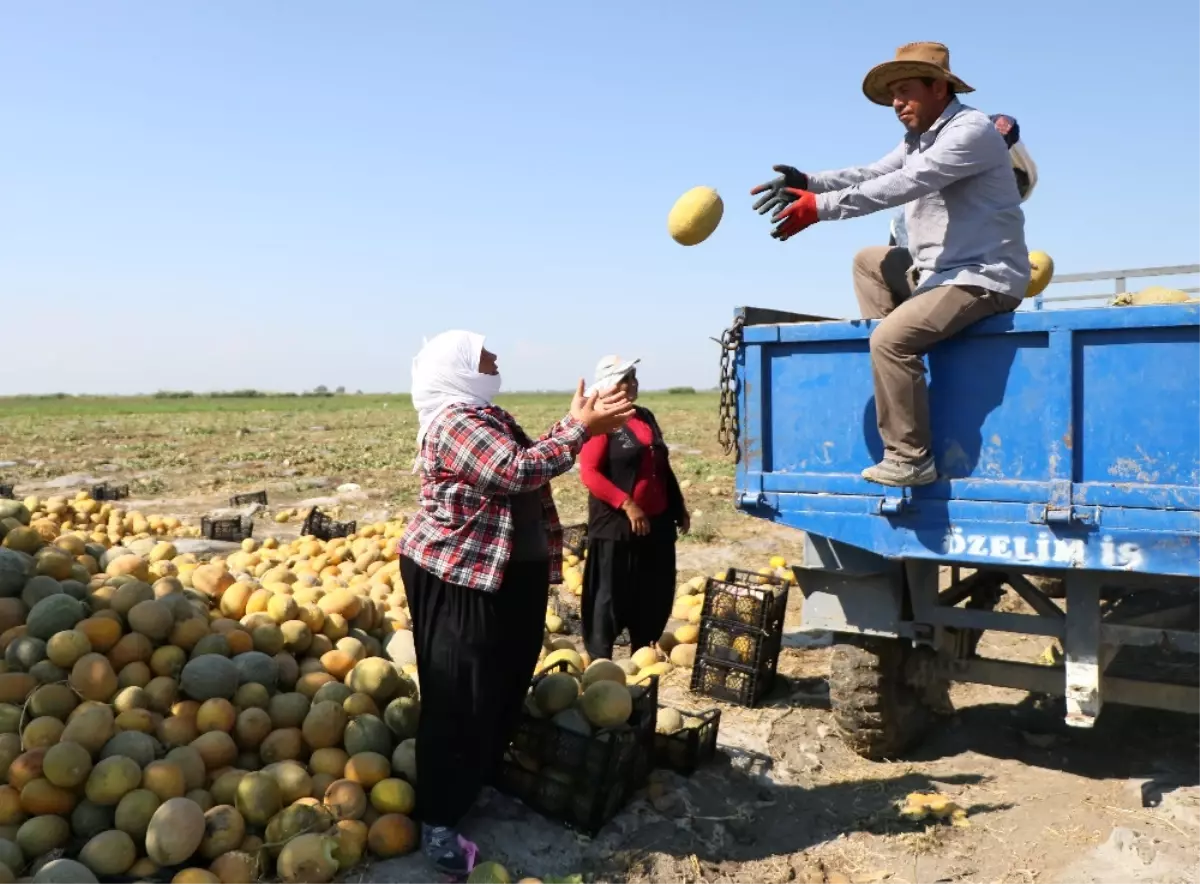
[561,522,588,558]
[301,507,356,541]
[497,662,657,835]
[0,484,13,500]
[551,593,628,647]
[201,515,254,542]
[701,567,790,633]
[229,490,268,507]
[690,656,777,707]
[654,707,721,775]
[91,482,130,501]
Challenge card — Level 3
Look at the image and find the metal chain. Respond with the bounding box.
[715,315,744,461]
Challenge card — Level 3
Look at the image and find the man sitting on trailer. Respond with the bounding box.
[890,112,1037,248]
[750,42,1031,488]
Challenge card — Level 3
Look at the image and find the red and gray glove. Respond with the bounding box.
[750,164,808,216]
[769,189,819,241]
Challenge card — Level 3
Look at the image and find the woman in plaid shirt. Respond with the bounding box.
[398,330,633,874]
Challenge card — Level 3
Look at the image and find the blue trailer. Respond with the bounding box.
[719,265,1200,758]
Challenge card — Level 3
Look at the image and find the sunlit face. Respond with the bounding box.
[889,77,949,133]
[478,348,499,376]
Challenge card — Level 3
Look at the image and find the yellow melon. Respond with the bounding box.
[146,797,207,866]
[1026,250,1054,297]
[667,186,724,246]
[276,832,339,884]
[579,681,633,728]
[581,659,626,689]
[366,813,418,858]
[369,778,415,815]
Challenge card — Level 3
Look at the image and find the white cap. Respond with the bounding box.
[586,354,640,397]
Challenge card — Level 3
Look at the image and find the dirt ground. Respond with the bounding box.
[3,395,1197,884]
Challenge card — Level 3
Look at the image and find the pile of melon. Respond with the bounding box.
[0,496,429,883]
[0,493,192,552]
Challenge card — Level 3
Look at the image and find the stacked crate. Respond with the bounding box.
[689,568,790,707]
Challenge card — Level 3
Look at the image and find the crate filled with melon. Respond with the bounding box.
[498,651,658,835]
[689,566,790,707]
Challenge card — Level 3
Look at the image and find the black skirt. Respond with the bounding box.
[580,514,676,660]
[399,555,549,827]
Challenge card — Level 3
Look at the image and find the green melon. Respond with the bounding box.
[343,714,391,757]
[534,673,580,716]
[26,595,86,641]
[383,696,420,740]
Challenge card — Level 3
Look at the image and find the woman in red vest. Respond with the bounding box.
[578,356,690,660]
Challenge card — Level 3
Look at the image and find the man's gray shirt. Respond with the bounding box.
[808,99,1030,299]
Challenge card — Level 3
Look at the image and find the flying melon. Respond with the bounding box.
[668,186,723,246]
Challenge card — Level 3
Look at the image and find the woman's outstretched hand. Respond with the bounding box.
[570,379,634,436]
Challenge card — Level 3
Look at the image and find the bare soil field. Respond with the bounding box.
[1,392,1195,884]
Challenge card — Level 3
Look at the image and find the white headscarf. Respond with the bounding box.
[411,330,502,454]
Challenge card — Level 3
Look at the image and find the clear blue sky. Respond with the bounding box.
[3,1,1197,395]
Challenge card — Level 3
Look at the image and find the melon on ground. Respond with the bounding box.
[667,186,723,247]
[367,813,418,858]
[328,819,368,871]
[234,772,282,826]
[199,804,246,859]
[276,832,339,884]
[114,789,161,841]
[79,830,137,876]
[391,739,417,783]
[468,860,513,883]
[31,858,98,884]
[541,648,583,675]
[145,796,206,866]
[85,756,142,806]
[370,777,415,815]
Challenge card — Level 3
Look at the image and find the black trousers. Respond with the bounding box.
[400,555,549,828]
[580,518,676,660]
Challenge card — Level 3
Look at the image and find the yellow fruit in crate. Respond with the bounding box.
[580,681,633,728]
[768,556,786,569]
[667,186,724,246]
[731,635,755,663]
[1026,250,1054,298]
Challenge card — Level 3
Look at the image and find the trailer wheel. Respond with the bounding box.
[829,637,948,760]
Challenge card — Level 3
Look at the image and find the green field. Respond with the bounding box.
[0,390,737,541]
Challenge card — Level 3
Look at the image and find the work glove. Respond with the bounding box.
[750,165,809,216]
[769,189,819,241]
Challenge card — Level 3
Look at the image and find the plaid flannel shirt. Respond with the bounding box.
[398,403,587,591]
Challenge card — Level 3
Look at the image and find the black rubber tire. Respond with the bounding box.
[829,637,944,760]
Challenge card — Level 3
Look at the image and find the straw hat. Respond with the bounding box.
[862,42,974,106]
